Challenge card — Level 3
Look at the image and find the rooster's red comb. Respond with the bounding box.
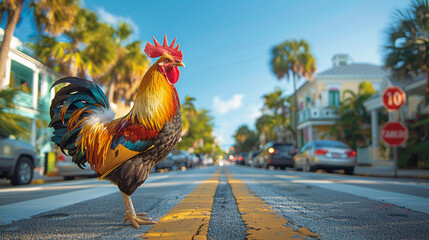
[144,34,183,61]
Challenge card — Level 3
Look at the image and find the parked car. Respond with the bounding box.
[246,150,259,166]
[170,150,192,169]
[236,152,247,165]
[293,140,356,175]
[192,153,203,167]
[253,142,295,169]
[154,153,180,171]
[0,135,38,185]
[56,151,96,180]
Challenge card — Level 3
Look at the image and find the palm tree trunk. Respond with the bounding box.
[0,1,23,89]
[292,74,301,148]
[107,76,116,104]
[426,71,429,94]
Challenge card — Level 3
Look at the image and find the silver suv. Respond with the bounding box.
[0,135,38,185]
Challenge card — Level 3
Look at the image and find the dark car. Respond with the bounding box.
[170,150,192,169]
[236,152,247,165]
[254,142,295,169]
[293,140,356,175]
[154,153,180,171]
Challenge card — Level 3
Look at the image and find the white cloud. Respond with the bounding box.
[247,104,262,122]
[96,7,139,42]
[214,135,224,146]
[213,94,243,114]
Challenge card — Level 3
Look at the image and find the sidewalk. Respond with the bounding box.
[30,167,63,185]
[355,164,429,179]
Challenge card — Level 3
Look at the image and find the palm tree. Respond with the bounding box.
[0,89,29,138]
[331,82,376,148]
[262,87,290,119]
[271,39,316,147]
[93,22,149,104]
[384,0,429,95]
[180,96,197,136]
[256,114,276,145]
[0,0,79,89]
[183,96,197,117]
[30,8,119,81]
[110,41,150,103]
[262,88,292,142]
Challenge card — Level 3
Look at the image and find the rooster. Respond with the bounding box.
[49,35,184,228]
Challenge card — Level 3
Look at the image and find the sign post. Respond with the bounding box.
[381,86,407,177]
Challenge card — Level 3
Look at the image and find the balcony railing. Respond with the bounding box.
[298,106,339,123]
[13,91,33,109]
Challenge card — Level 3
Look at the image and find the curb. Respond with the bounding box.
[30,179,45,185]
[354,172,429,180]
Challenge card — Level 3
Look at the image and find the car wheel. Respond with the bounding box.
[171,165,178,171]
[344,167,354,175]
[11,157,33,186]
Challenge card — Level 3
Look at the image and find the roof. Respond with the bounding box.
[318,63,386,76]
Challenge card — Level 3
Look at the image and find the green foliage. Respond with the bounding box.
[271,39,316,81]
[233,125,259,153]
[29,6,150,105]
[0,89,29,138]
[177,96,219,154]
[330,82,379,149]
[398,114,429,169]
[256,114,276,143]
[253,87,293,146]
[384,0,429,95]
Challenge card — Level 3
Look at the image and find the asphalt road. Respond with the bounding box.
[0,165,428,239]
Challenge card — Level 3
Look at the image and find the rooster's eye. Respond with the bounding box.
[164,59,171,63]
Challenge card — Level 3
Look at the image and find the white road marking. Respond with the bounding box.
[273,175,429,215]
[0,186,118,225]
[0,174,170,225]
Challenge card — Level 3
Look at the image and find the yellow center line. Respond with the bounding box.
[225,168,319,240]
[142,168,221,240]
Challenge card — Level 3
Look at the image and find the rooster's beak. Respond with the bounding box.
[174,62,185,67]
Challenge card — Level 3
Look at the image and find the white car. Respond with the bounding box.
[293,140,356,175]
[56,153,96,180]
[0,136,38,185]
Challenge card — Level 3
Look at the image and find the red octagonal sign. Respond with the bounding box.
[382,86,406,111]
[381,122,408,146]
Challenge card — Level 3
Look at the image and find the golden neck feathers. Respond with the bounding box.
[129,59,180,131]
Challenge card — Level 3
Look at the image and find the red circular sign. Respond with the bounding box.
[382,86,406,111]
[381,122,408,146]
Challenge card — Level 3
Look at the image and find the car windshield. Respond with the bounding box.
[314,140,348,149]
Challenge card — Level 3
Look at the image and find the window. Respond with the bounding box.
[329,89,340,106]
[10,61,33,93]
[305,95,311,107]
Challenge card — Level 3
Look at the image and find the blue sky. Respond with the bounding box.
[7,0,410,149]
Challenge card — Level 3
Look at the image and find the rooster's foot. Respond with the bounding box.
[123,212,157,229]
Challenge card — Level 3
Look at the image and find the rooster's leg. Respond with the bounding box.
[121,191,157,228]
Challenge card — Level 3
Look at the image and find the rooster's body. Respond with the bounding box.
[49,35,184,228]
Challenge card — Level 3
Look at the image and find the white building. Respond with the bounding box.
[0,28,61,153]
[295,54,388,146]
